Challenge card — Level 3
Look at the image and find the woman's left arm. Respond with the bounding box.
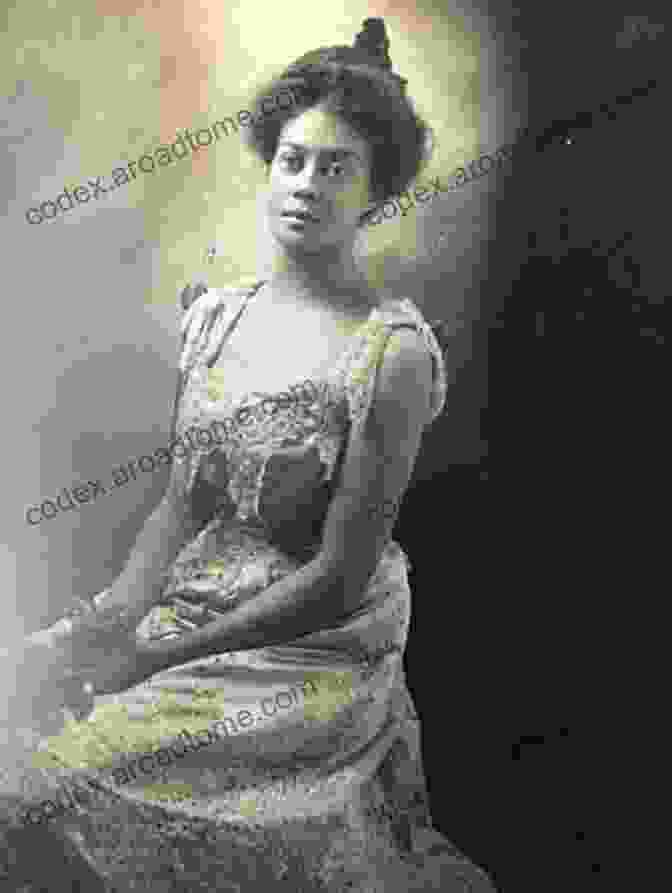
[140,328,433,673]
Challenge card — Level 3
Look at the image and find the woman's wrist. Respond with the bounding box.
[135,625,221,673]
[135,637,175,675]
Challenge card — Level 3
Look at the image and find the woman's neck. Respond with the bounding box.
[266,245,377,313]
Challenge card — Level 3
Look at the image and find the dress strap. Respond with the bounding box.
[170,280,265,441]
[344,298,447,432]
[178,280,265,376]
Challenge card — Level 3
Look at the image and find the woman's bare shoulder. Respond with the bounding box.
[183,277,260,306]
[179,278,262,333]
[219,276,265,296]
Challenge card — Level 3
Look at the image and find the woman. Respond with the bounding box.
[2,19,496,892]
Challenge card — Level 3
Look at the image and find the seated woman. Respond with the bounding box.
[1,18,497,893]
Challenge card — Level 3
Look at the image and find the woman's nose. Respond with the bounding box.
[292,181,322,203]
[293,185,320,202]
[292,163,323,197]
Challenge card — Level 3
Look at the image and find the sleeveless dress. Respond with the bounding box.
[1,281,497,892]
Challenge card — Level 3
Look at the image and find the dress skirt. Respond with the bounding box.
[1,542,498,892]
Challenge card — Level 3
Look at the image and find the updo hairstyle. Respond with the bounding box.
[241,18,434,221]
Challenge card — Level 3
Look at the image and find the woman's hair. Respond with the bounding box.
[242,18,433,219]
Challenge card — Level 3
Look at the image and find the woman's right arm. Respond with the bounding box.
[20,461,200,665]
[41,287,213,651]
[73,281,216,632]
[10,442,204,717]
[88,459,201,632]
[28,281,221,655]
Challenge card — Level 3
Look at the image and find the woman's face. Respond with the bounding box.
[266,103,374,255]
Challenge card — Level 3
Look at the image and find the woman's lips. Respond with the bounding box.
[282,211,320,223]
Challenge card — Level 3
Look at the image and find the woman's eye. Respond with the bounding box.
[277,155,347,177]
[279,154,302,171]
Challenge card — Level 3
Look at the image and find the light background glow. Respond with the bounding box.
[1,0,479,300]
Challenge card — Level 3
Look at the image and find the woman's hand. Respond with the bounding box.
[1,632,83,723]
[58,600,163,697]
[57,634,160,697]
[3,605,159,719]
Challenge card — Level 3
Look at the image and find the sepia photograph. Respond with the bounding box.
[1,1,665,890]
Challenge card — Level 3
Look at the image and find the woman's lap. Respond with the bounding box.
[2,658,498,892]
[1,557,498,890]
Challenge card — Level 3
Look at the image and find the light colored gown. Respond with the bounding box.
[1,281,497,891]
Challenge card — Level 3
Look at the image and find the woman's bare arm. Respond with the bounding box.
[139,328,433,670]
[90,458,200,631]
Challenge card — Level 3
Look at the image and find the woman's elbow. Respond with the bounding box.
[316,549,377,616]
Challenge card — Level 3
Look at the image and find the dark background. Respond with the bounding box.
[399,1,666,890]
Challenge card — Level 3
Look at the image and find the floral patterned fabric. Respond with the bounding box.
[1,282,497,891]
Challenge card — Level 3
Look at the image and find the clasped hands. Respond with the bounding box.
[5,441,327,719]
[5,603,160,720]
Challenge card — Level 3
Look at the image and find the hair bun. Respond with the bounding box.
[354,18,391,70]
[353,18,408,93]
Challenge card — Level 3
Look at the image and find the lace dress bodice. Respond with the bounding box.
[136,280,447,644]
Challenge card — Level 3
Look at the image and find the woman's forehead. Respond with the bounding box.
[279,106,370,160]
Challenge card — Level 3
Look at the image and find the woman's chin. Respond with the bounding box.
[272,230,327,254]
